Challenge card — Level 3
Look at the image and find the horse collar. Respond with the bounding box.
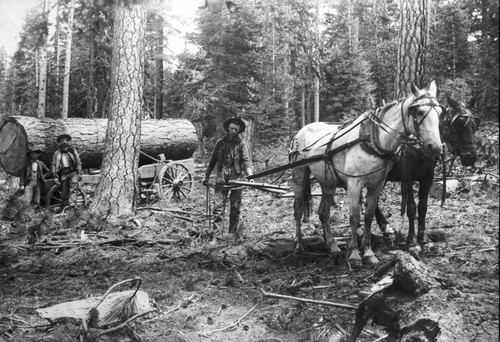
[360,112,398,159]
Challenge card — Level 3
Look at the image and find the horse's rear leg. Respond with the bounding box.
[318,187,341,263]
[292,166,310,252]
[302,175,311,223]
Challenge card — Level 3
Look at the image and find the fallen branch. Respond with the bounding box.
[31,237,179,251]
[335,323,348,335]
[94,309,156,337]
[299,283,338,291]
[172,215,194,222]
[201,304,258,336]
[260,288,357,310]
[137,207,193,215]
[144,295,197,323]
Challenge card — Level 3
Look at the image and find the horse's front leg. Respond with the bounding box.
[347,181,363,264]
[405,182,418,249]
[362,184,385,264]
[417,177,432,246]
[318,187,341,263]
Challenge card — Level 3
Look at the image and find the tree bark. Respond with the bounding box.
[37,0,48,119]
[62,0,76,120]
[241,117,254,162]
[314,1,320,124]
[90,1,146,220]
[300,85,306,128]
[154,14,164,119]
[1,116,197,170]
[394,0,429,98]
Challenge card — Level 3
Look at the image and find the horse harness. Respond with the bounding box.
[354,93,442,161]
[252,93,442,181]
[443,108,477,157]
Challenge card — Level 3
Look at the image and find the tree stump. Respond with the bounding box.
[349,251,478,342]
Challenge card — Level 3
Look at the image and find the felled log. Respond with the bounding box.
[248,236,332,258]
[0,116,198,171]
[349,251,472,342]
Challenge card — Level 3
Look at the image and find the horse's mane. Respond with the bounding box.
[377,100,398,116]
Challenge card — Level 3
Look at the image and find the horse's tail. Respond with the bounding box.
[303,166,312,223]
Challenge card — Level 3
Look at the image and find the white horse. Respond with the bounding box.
[289,81,443,265]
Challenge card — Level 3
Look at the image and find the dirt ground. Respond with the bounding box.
[0,148,498,342]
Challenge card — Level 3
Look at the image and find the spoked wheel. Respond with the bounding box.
[46,183,87,211]
[158,163,193,201]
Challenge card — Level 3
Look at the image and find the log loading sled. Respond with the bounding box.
[0,116,199,210]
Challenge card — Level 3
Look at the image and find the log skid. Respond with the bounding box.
[4,116,198,169]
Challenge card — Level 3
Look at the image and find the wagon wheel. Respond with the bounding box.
[158,163,193,201]
[46,183,87,211]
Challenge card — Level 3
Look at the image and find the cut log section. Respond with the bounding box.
[36,290,153,326]
[0,116,198,173]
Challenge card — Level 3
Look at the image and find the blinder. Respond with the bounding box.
[446,110,478,155]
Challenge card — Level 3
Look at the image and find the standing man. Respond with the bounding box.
[20,143,51,206]
[51,134,82,209]
[203,117,253,236]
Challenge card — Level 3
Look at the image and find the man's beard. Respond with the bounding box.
[225,134,241,143]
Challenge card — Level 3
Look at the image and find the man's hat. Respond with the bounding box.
[56,134,72,143]
[27,143,43,154]
[223,117,246,132]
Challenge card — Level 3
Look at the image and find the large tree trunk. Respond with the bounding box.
[394,0,428,98]
[313,0,320,122]
[0,116,197,171]
[154,14,164,119]
[37,0,48,119]
[89,1,146,220]
[62,0,76,120]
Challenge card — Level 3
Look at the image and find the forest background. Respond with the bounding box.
[0,0,498,155]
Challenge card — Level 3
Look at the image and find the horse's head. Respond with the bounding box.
[407,81,443,157]
[441,93,480,166]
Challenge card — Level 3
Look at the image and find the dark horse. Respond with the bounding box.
[375,93,480,248]
[289,82,443,265]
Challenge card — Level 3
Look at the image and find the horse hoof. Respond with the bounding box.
[417,235,429,246]
[383,233,396,248]
[294,244,305,253]
[362,255,379,265]
[331,251,342,265]
[408,245,422,256]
